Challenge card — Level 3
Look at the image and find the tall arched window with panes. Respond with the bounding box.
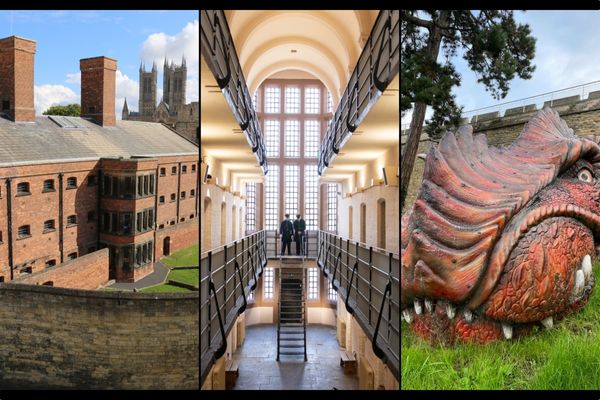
[255,79,332,231]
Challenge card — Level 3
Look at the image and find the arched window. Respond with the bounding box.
[220,202,226,246]
[203,197,212,250]
[377,199,386,249]
[360,203,366,244]
[348,206,353,240]
[232,205,237,241]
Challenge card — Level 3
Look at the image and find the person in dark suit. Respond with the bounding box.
[279,214,294,255]
[293,214,306,255]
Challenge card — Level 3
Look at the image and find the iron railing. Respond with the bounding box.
[318,10,399,175]
[317,231,399,380]
[200,10,268,174]
[200,230,267,384]
[265,230,318,259]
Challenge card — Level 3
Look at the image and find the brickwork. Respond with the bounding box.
[155,218,198,260]
[0,36,36,122]
[80,56,117,126]
[0,284,198,389]
[16,248,108,289]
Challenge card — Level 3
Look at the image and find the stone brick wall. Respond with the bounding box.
[401,95,600,214]
[0,284,198,389]
[16,248,108,289]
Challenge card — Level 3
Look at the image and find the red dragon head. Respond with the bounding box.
[401,108,600,343]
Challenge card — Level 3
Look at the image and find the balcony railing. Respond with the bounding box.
[200,10,268,174]
[318,10,399,175]
[200,230,267,384]
[317,231,399,380]
[265,230,318,259]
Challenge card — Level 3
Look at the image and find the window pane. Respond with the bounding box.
[284,120,299,157]
[285,86,300,113]
[304,87,320,114]
[264,120,280,158]
[264,86,280,113]
[245,182,256,233]
[328,280,337,302]
[263,267,274,299]
[304,120,319,157]
[265,165,279,231]
[304,165,318,231]
[307,267,319,300]
[284,165,299,217]
[327,183,337,232]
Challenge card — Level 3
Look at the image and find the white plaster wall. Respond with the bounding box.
[200,182,246,253]
[306,307,336,326]
[338,184,399,254]
[246,306,274,325]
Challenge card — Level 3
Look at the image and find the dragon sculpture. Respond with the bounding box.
[401,108,600,343]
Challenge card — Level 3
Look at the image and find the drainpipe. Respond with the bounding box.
[58,173,64,263]
[153,167,159,263]
[96,170,102,247]
[6,178,13,280]
[176,161,181,223]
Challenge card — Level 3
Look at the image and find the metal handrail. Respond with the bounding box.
[200,10,268,175]
[317,230,399,380]
[318,10,399,175]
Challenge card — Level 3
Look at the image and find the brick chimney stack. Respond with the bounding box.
[0,36,36,122]
[80,56,117,126]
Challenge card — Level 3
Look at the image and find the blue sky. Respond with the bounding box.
[0,10,199,118]
[401,11,600,127]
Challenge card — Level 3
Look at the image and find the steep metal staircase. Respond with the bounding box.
[276,261,307,361]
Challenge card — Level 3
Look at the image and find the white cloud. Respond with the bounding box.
[140,19,199,102]
[65,72,80,84]
[34,84,79,115]
[115,70,139,119]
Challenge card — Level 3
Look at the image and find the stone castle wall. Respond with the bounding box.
[0,283,198,389]
[401,92,600,213]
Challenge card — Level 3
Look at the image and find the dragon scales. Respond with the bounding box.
[401,108,600,343]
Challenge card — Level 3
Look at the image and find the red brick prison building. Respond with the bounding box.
[0,36,199,283]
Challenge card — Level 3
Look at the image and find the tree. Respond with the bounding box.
[42,104,81,117]
[401,10,536,210]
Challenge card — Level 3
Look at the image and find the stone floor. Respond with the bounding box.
[231,324,358,390]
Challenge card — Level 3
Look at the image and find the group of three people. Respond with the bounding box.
[279,214,306,256]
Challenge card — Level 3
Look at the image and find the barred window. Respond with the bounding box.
[304,165,318,230]
[17,182,30,195]
[285,86,300,114]
[307,267,319,300]
[263,267,274,299]
[304,87,320,114]
[67,215,77,226]
[284,165,299,217]
[304,120,319,157]
[265,165,279,230]
[265,120,280,158]
[327,183,337,232]
[284,120,299,157]
[43,219,55,232]
[245,182,256,233]
[43,179,55,192]
[66,177,77,189]
[17,225,30,238]
[328,280,337,302]
[327,91,333,113]
[264,86,280,113]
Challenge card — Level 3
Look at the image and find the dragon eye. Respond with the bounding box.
[578,168,593,183]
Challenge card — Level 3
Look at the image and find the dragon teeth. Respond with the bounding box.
[541,316,553,329]
[463,309,473,322]
[402,309,413,324]
[502,323,513,340]
[445,303,456,319]
[414,299,423,315]
[582,254,592,280]
[424,299,433,313]
[574,269,585,297]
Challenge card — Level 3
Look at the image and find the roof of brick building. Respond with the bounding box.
[0,116,198,166]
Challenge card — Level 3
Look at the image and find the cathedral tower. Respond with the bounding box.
[139,62,157,117]
[163,55,187,112]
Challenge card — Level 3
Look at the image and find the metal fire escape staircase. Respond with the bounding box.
[277,259,307,361]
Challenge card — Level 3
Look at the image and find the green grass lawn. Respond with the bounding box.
[140,283,190,293]
[161,243,199,267]
[168,268,199,287]
[402,261,600,390]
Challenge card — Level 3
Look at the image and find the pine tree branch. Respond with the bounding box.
[402,12,433,30]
